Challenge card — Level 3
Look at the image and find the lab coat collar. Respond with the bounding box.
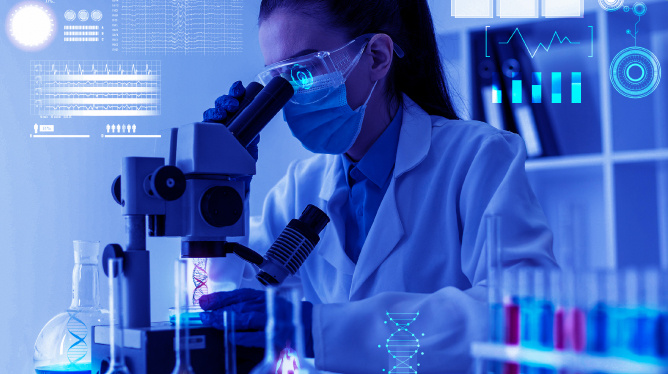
[348,94,432,298]
[315,95,433,288]
[318,94,431,202]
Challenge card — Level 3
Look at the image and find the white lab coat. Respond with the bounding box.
[211,95,557,373]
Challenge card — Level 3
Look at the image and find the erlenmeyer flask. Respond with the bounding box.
[250,284,319,374]
[105,258,130,374]
[34,240,109,373]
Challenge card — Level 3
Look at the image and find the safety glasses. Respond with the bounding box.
[256,33,405,105]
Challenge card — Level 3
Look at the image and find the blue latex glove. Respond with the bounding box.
[203,81,260,192]
[199,288,314,357]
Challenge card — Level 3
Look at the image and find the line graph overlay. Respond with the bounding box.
[31,60,161,117]
[499,28,580,58]
[120,0,243,54]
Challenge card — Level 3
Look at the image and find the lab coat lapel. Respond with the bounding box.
[317,156,356,275]
[349,95,433,298]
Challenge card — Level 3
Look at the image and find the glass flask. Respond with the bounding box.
[105,258,130,374]
[250,284,319,374]
[34,240,109,374]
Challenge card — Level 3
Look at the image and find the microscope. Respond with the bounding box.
[91,77,330,373]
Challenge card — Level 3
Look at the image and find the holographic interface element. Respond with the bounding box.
[66,311,87,364]
[608,1,661,98]
[192,258,209,307]
[499,28,580,58]
[289,64,314,90]
[118,0,243,54]
[6,1,56,51]
[383,312,421,374]
[31,61,161,117]
[275,348,300,374]
[598,0,625,11]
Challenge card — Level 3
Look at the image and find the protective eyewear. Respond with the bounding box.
[256,33,405,104]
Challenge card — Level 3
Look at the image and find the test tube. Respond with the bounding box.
[486,216,504,344]
[586,270,616,355]
[502,267,521,374]
[172,259,195,374]
[658,270,668,359]
[106,258,131,374]
[632,269,660,357]
[565,270,587,353]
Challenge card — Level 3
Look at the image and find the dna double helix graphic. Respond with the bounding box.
[192,258,209,306]
[384,312,421,374]
[66,311,88,364]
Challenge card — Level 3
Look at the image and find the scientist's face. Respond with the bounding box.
[258,8,372,111]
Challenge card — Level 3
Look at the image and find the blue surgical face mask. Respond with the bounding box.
[282,73,377,155]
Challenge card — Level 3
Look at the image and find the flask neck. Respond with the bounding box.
[70,263,101,310]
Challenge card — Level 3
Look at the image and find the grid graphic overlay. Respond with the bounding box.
[31,60,161,117]
[120,0,243,54]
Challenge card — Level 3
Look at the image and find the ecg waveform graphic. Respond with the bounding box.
[31,61,161,117]
[500,28,580,58]
[120,0,243,54]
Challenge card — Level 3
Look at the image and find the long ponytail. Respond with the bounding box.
[259,0,460,120]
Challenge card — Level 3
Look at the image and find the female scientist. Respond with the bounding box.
[199,0,557,372]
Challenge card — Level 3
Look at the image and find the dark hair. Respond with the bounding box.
[259,0,459,120]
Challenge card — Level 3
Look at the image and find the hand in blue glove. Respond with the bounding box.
[202,81,260,192]
[199,288,314,357]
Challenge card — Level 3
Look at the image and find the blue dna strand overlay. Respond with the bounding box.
[66,311,87,364]
[383,312,421,374]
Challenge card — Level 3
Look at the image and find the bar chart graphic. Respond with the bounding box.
[31,61,161,117]
[492,72,581,104]
[119,0,243,54]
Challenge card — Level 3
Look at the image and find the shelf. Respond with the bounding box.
[525,148,668,171]
[471,342,668,374]
[525,154,603,171]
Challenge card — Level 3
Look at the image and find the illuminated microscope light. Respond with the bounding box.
[6,1,56,51]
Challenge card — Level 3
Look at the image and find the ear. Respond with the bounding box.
[366,34,395,82]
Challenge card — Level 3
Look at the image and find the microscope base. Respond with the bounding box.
[91,322,263,374]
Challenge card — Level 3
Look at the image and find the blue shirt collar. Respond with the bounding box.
[342,105,403,188]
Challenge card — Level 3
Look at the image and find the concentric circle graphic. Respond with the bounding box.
[64,9,76,21]
[91,10,102,22]
[609,46,661,98]
[632,2,646,16]
[289,64,314,90]
[78,9,89,21]
[598,0,624,11]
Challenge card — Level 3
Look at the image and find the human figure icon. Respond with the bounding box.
[117,125,121,133]
[122,124,126,133]
[132,124,136,133]
[34,124,38,134]
[106,124,110,133]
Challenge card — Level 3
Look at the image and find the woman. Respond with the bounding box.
[200,0,557,372]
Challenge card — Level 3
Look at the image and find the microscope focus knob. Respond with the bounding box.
[147,165,186,201]
[111,175,122,206]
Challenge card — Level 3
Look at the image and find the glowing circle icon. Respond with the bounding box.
[78,9,89,22]
[632,2,646,16]
[64,9,76,21]
[609,46,661,99]
[290,64,314,90]
[598,0,624,11]
[91,10,103,22]
[5,1,56,51]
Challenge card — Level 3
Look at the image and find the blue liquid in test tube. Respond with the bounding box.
[587,302,608,354]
